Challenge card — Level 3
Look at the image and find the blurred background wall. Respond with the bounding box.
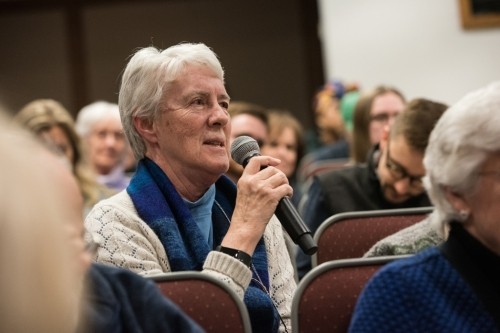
[1,0,499,132]
[319,0,500,105]
[0,0,323,129]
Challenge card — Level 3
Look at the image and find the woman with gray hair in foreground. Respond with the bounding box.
[349,81,500,333]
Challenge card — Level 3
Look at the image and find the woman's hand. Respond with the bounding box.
[222,155,293,255]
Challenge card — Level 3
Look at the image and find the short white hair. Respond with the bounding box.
[424,81,500,231]
[118,42,225,160]
[75,101,121,137]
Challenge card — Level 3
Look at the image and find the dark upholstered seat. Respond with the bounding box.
[292,255,409,333]
[312,207,433,267]
[150,271,252,333]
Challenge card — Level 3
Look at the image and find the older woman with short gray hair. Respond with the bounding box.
[85,43,296,333]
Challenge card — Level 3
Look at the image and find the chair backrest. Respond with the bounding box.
[312,207,433,267]
[292,255,410,333]
[150,271,252,333]
[298,158,351,184]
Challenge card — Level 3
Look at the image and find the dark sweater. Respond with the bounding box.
[78,264,204,333]
[349,223,500,333]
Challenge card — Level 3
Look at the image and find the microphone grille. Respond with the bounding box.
[230,136,260,166]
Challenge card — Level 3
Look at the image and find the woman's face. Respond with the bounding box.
[461,152,500,255]
[39,125,75,164]
[262,127,298,178]
[147,64,231,197]
[86,117,126,175]
[368,92,405,144]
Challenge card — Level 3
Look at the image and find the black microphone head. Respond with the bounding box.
[231,136,261,166]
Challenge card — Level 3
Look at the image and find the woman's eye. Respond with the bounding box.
[220,101,229,109]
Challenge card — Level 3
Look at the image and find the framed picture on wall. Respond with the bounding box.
[459,0,500,29]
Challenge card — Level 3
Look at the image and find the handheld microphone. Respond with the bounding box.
[231,136,318,255]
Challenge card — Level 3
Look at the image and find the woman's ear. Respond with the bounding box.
[133,116,158,144]
[443,186,470,218]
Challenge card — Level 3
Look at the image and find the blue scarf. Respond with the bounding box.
[127,158,279,332]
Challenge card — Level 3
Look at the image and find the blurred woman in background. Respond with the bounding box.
[350,85,406,164]
[262,109,305,207]
[15,99,111,216]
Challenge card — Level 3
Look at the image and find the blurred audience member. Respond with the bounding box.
[364,210,443,257]
[297,98,447,279]
[14,99,111,216]
[3,108,204,333]
[305,80,358,160]
[76,101,131,191]
[226,100,268,183]
[350,85,406,164]
[0,110,85,333]
[349,81,500,333]
[313,80,348,148]
[85,43,296,332]
[261,109,305,207]
[298,80,359,184]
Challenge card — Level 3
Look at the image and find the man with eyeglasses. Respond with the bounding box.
[296,98,448,279]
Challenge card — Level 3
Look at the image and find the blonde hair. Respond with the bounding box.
[0,111,82,332]
[15,99,111,211]
[266,109,305,178]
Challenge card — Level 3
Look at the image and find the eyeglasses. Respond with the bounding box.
[370,112,399,123]
[385,140,424,190]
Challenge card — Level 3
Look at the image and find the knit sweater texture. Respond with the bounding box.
[364,216,443,257]
[85,189,296,332]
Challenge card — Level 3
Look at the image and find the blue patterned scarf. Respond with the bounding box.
[127,158,279,332]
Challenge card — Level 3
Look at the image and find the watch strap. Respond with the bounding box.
[216,245,252,268]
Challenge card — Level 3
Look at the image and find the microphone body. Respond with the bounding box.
[231,136,318,255]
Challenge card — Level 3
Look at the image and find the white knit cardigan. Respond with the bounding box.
[85,190,296,332]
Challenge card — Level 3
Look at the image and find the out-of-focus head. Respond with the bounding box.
[339,90,360,133]
[261,109,304,179]
[377,98,448,204]
[424,82,500,252]
[15,99,80,168]
[119,43,225,161]
[351,85,406,164]
[368,86,406,144]
[228,101,268,146]
[0,111,86,332]
[227,101,268,182]
[76,101,126,175]
[313,80,348,144]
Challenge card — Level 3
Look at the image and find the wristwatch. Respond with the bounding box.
[216,245,252,268]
